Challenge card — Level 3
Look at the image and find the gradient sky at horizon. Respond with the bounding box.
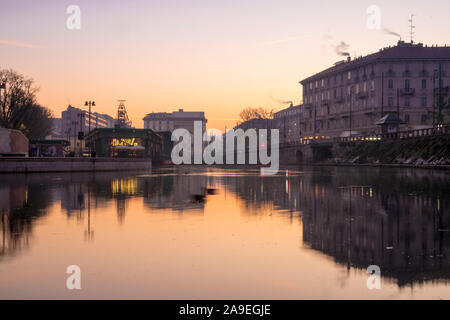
[1,0,449,129]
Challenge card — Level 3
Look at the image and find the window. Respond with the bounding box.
[405,79,410,89]
[405,114,410,122]
[388,97,394,107]
[405,97,410,107]
[348,71,351,80]
[422,79,427,89]
[388,79,393,89]
[421,114,427,124]
[421,97,427,107]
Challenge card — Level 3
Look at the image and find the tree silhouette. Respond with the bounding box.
[0,69,53,139]
[237,107,273,125]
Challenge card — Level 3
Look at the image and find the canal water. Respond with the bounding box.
[0,166,449,299]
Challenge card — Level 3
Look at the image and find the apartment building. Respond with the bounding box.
[273,104,303,143]
[61,105,116,140]
[300,41,450,138]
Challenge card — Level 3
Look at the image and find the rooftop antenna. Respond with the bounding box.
[409,14,415,43]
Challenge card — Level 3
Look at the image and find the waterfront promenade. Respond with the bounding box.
[0,157,152,173]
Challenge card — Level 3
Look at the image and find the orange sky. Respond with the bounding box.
[1,0,449,130]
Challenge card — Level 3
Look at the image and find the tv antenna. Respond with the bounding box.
[408,14,415,43]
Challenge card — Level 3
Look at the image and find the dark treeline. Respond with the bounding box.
[0,68,53,139]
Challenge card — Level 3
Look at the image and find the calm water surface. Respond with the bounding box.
[0,166,449,299]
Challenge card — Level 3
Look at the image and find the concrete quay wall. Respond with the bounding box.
[0,157,152,173]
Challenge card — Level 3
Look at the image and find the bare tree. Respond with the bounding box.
[237,107,273,124]
[0,69,53,139]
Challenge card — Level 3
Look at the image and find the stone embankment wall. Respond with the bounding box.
[0,157,152,173]
[334,135,450,166]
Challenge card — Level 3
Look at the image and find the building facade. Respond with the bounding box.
[273,104,303,144]
[61,105,116,152]
[86,128,162,159]
[300,41,450,138]
[143,109,207,135]
[61,105,116,139]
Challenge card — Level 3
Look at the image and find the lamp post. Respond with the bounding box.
[349,86,353,138]
[433,69,438,126]
[85,101,95,156]
[84,101,95,135]
[71,121,78,155]
[77,113,85,156]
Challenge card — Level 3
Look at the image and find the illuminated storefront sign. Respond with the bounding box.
[110,138,140,147]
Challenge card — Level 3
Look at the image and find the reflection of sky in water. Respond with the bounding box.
[0,167,449,299]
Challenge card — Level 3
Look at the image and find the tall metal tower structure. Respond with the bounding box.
[116,100,132,128]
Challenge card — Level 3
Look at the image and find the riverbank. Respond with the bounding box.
[334,135,450,167]
[0,157,152,173]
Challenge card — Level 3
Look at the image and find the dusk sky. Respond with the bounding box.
[1,0,449,129]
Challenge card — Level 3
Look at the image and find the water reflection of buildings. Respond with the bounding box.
[0,178,53,260]
[1,168,449,289]
[0,169,212,260]
[142,171,208,213]
[224,167,450,287]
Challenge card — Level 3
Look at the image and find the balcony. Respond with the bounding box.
[357,92,368,99]
[322,99,330,106]
[420,70,429,77]
[364,108,375,115]
[434,86,450,96]
[387,70,395,77]
[403,70,412,77]
[335,96,345,104]
[400,88,415,96]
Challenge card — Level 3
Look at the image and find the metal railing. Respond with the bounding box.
[279,124,450,147]
[337,124,450,143]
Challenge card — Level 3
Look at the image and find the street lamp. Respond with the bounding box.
[85,100,95,156]
[84,100,95,135]
[77,113,85,156]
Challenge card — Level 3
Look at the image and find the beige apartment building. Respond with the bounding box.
[143,108,207,135]
[299,41,450,138]
[273,104,303,144]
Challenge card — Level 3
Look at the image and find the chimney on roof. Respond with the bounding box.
[179,108,183,112]
[347,56,351,62]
